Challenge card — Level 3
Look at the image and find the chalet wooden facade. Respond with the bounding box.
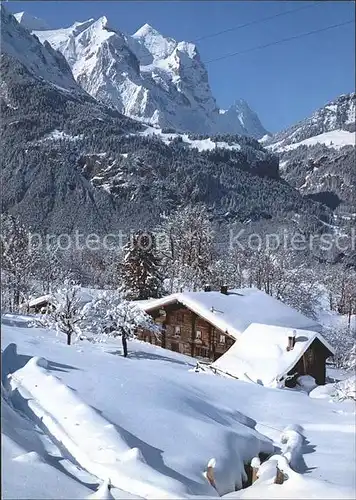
[138,301,235,361]
[287,337,331,385]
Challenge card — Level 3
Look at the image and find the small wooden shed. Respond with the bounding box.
[211,323,334,387]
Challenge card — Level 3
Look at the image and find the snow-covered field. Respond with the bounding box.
[138,125,242,152]
[267,130,355,153]
[38,129,84,143]
[2,314,355,499]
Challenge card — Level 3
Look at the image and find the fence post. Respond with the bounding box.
[204,458,217,491]
[274,465,285,484]
[251,457,261,484]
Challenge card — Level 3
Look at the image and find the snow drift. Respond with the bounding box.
[2,341,274,498]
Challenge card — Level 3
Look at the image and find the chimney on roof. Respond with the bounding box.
[287,330,296,351]
[204,284,212,292]
[220,285,228,295]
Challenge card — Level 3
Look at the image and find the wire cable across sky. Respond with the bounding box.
[194,1,320,42]
[205,19,355,65]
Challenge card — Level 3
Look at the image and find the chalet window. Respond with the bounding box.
[176,312,183,322]
[196,330,202,339]
[174,326,181,335]
[219,334,225,344]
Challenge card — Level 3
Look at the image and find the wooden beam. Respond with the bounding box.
[191,312,197,357]
[208,325,213,360]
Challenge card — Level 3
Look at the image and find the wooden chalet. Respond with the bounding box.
[137,287,325,370]
[139,294,235,361]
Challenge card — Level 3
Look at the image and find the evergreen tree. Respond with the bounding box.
[121,231,163,300]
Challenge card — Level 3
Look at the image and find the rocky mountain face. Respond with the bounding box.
[1,7,326,236]
[21,14,268,138]
[264,93,356,212]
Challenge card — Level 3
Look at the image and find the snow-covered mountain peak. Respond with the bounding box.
[231,98,252,111]
[14,11,50,31]
[133,23,160,38]
[87,15,120,35]
[132,23,177,63]
[231,99,265,131]
[175,41,198,60]
[218,99,269,138]
[70,19,97,36]
[75,16,118,46]
[33,15,137,88]
[97,15,109,26]
[1,7,80,94]
[26,11,268,137]
[73,18,94,27]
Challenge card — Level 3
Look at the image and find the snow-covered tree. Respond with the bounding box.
[345,343,356,372]
[120,231,163,300]
[0,213,39,311]
[157,204,214,292]
[207,253,244,290]
[50,281,85,345]
[323,265,356,319]
[83,291,159,357]
[332,375,356,402]
[323,325,355,368]
[35,244,71,294]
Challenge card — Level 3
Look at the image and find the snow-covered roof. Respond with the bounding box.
[28,288,101,308]
[28,294,55,308]
[212,323,335,387]
[139,288,322,339]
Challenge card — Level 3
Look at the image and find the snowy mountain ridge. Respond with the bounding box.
[1,6,81,95]
[265,93,355,151]
[14,12,268,138]
[0,6,332,235]
[264,93,356,212]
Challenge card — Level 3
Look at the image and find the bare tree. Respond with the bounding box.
[50,281,85,345]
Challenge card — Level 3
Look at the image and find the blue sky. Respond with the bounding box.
[6,1,355,132]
